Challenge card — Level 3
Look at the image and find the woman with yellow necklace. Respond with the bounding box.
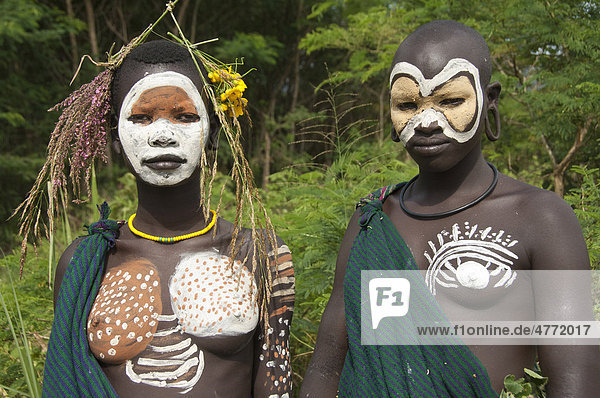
[39,39,294,397]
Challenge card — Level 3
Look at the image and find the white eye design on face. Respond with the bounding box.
[389,58,483,146]
[118,71,210,187]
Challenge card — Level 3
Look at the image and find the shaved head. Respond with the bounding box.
[391,20,492,86]
[388,20,500,149]
[112,41,207,114]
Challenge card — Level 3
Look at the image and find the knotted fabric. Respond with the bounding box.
[42,202,119,397]
[338,184,497,397]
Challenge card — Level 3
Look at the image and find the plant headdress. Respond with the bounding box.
[13,0,278,334]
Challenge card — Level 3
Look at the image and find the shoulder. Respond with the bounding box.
[230,222,293,276]
[357,182,406,208]
[495,173,588,269]
[53,236,86,305]
[496,173,577,226]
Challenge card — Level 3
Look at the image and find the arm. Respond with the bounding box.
[53,237,85,307]
[299,210,361,398]
[252,239,295,397]
[528,193,600,397]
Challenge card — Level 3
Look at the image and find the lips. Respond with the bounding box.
[408,137,451,156]
[143,154,187,170]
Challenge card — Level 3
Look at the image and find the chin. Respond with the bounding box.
[414,158,460,173]
[135,171,195,188]
[405,149,461,173]
[406,137,481,173]
[131,162,200,187]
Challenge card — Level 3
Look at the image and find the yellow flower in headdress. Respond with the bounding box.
[210,66,249,118]
[228,97,248,117]
[236,79,247,91]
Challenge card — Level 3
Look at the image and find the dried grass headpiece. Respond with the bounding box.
[13,0,277,328]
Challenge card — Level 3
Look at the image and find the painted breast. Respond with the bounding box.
[169,250,259,337]
[87,259,162,364]
[424,222,519,296]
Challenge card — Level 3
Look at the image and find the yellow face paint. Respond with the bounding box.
[389,58,483,145]
[391,75,477,133]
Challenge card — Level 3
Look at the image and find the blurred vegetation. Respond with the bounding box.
[1,0,599,396]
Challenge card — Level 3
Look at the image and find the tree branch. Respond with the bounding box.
[555,116,594,176]
[540,134,557,168]
[84,0,98,58]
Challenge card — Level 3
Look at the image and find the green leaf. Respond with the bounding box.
[308,1,337,19]
[504,374,525,394]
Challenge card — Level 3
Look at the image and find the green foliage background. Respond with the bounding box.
[1,0,599,396]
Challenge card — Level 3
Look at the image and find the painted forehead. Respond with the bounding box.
[132,86,196,112]
[389,58,481,96]
[120,71,206,118]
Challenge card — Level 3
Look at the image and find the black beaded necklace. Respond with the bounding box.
[399,162,498,220]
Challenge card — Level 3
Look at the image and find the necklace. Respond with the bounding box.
[399,162,498,220]
[128,209,217,243]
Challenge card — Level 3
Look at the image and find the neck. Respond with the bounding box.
[409,148,493,206]
[132,171,208,234]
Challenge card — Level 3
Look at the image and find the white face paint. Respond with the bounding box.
[118,71,210,186]
[389,58,483,146]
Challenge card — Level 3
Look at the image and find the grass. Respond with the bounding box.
[0,247,52,397]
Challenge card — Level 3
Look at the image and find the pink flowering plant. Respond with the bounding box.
[12,4,172,273]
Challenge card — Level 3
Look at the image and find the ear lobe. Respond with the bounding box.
[111,132,123,155]
[484,81,502,141]
[486,81,501,108]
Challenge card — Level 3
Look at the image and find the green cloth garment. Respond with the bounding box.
[338,184,497,397]
[42,202,119,398]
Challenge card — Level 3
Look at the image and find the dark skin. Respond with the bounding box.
[54,63,293,397]
[300,21,600,397]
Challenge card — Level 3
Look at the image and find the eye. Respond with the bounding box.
[396,102,418,111]
[176,113,200,123]
[440,98,465,107]
[128,114,152,124]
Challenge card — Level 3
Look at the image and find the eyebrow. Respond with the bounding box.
[389,59,480,95]
[172,104,196,113]
[431,76,475,96]
[132,99,196,112]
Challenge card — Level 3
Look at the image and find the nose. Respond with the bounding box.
[148,129,178,147]
[416,120,441,134]
[415,110,442,135]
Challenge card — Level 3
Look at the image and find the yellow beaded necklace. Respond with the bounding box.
[127,209,217,243]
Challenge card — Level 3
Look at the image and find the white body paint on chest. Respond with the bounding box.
[424,222,518,296]
[123,250,258,392]
[169,250,259,337]
[118,71,210,186]
[389,58,483,145]
[125,336,204,395]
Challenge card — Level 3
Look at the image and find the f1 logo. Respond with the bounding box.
[369,278,410,329]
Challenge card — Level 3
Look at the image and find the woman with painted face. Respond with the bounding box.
[40,40,294,397]
[300,20,599,397]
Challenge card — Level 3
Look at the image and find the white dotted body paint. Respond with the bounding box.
[118,71,210,186]
[424,222,519,295]
[389,58,483,145]
[87,260,162,363]
[169,250,259,337]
